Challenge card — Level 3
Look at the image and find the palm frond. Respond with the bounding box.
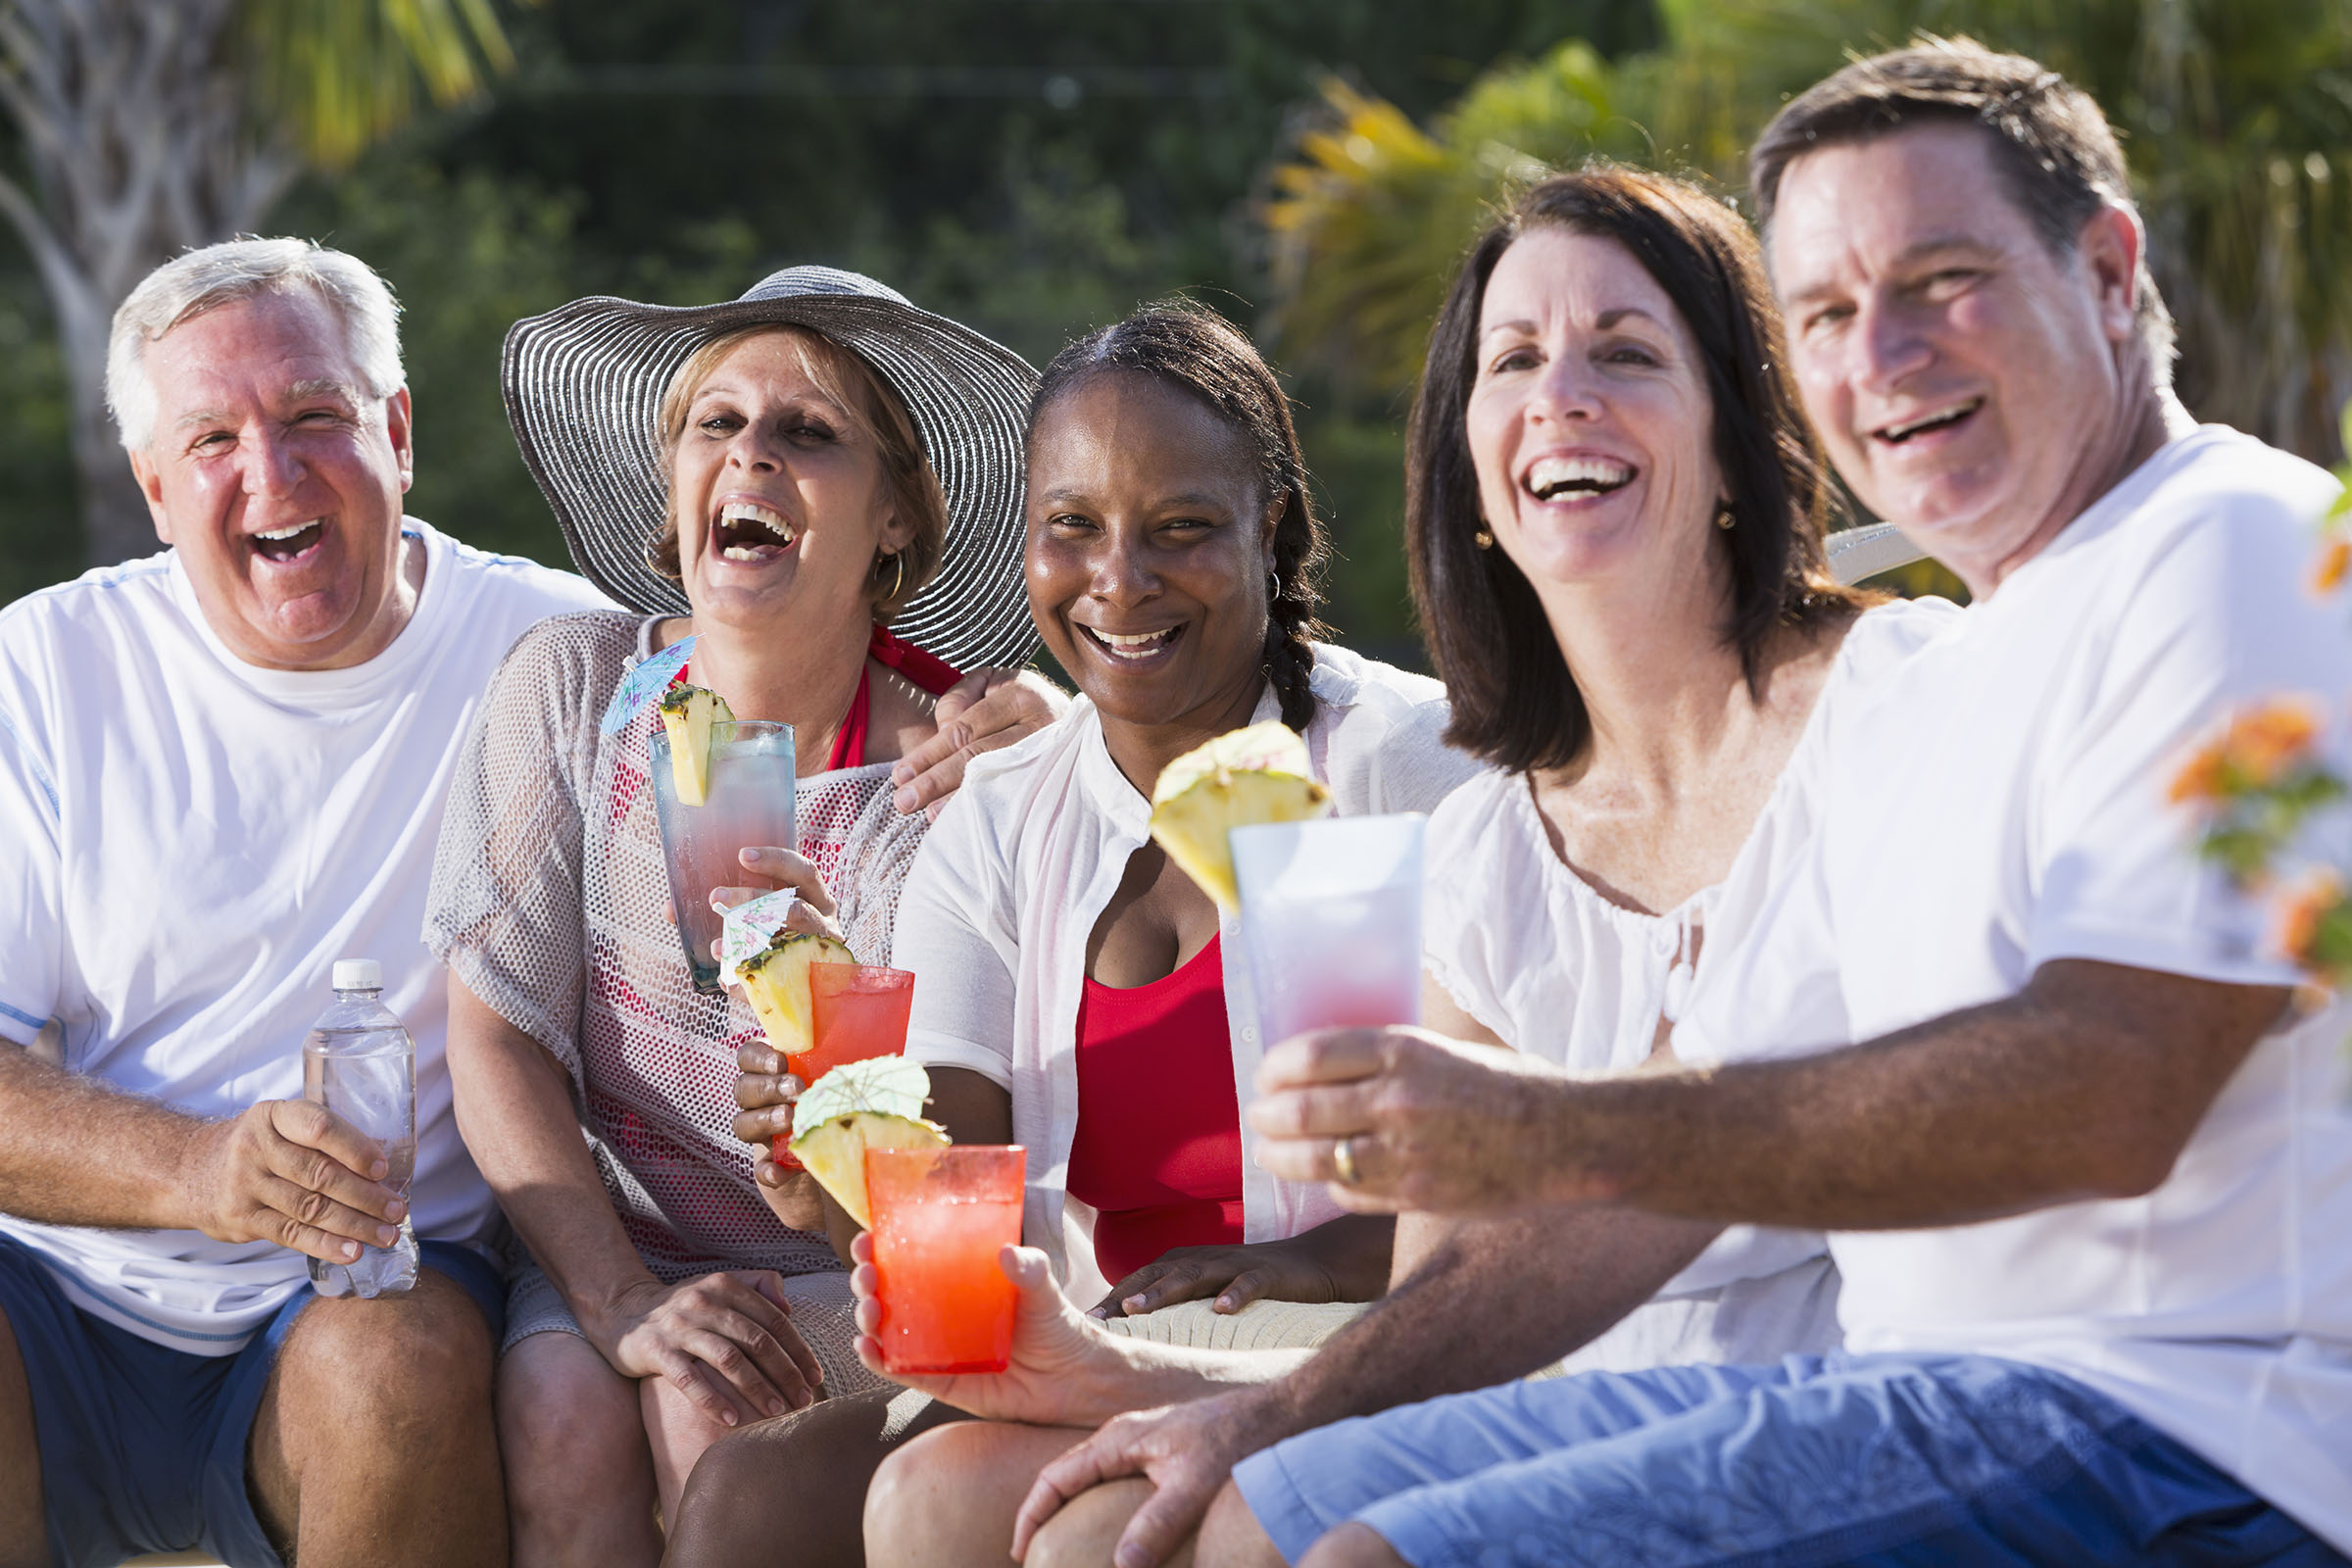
[243,0,528,170]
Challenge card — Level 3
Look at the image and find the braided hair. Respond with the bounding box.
[1028,303,1330,732]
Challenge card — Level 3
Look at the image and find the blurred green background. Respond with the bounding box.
[7,1,2351,660]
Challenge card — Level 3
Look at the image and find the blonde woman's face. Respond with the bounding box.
[668,332,909,628]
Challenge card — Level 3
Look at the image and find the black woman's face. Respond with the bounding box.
[1024,371,1277,729]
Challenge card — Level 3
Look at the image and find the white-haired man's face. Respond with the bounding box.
[128,287,416,670]
[1769,122,2146,595]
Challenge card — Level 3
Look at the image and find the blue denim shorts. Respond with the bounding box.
[0,1231,502,1568]
[1233,1350,2347,1567]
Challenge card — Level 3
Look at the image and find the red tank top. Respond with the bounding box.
[1065,934,1246,1285]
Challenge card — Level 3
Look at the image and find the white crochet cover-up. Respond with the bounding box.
[426,610,926,1296]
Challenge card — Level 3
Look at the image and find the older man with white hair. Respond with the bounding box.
[0,238,617,1567]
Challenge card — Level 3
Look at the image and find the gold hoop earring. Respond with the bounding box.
[645,524,682,581]
[1473,527,1495,551]
[879,550,907,603]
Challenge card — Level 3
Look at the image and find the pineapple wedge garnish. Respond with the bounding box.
[739,930,856,1061]
[1149,720,1332,910]
[789,1057,949,1228]
[658,684,734,806]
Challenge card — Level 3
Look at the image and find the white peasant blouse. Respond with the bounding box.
[1423,597,1960,1372]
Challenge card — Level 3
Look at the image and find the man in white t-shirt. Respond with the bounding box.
[1166,40,2352,1568]
[0,240,619,1566]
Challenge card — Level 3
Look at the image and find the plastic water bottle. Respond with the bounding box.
[302,958,418,1297]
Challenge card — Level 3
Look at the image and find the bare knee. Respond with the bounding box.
[1297,1522,1409,1568]
[864,1422,986,1551]
[863,1420,1043,1564]
[498,1334,653,1527]
[283,1269,494,1435]
[1197,1477,1287,1568]
[1026,1478,1157,1568]
[668,1399,874,1566]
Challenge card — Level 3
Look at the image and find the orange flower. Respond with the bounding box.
[2313,532,2352,597]
[2167,740,2226,805]
[2171,696,2328,804]
[2272,865,2346,974]
[2230,697,2326,785]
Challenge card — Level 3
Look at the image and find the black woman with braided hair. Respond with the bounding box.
[665,302,1481,1566]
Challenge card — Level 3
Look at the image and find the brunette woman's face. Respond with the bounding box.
[1465,228,1722,594]
[1024,371,1279,729]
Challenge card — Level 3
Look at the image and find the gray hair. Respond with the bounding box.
[106,237,406,451]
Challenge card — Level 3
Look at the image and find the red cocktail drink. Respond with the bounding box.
[800,963,915,1077]
[772,963,916,1168]
[865,1145,1024,1375]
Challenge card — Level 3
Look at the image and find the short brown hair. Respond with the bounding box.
[1749,36,2174,375]
[1409,165,1864,775]
[649,323,949,619]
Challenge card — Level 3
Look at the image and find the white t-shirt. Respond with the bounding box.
[1427,598,1955,1371]
[1678,427,2352,1548]
[900,644,1487,1305]
[0,520,612,1353]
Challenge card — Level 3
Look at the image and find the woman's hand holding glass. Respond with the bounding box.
[710,846,844,1208]
[847,1231,1154,1429]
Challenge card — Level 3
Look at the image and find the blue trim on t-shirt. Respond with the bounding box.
[0,997,46,1033]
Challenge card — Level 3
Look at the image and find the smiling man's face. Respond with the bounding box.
[129,287,415,670]
[1770,121,2142,593]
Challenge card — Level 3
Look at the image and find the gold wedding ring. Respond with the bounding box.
[1333,1135,1361,1186]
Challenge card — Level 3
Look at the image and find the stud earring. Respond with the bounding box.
[1715,502,1737,531]
[1473,527,1495,551]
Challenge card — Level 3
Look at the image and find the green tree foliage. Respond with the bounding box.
[1261,0,2352,468]
[0,0,530,567]
[3,0,1656,658]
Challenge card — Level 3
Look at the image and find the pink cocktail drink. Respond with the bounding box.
[649,719,795,992]
[772,964,915,1168]
[865,1145,1025,1375]
[1231,814,1426,1048]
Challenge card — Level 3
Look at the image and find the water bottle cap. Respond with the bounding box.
[333,958,383,991]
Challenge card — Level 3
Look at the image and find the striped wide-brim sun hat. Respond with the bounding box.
[502,265,1041,673]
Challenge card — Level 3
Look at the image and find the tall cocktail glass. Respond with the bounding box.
[801,964,916,1078]
[773,963,917,1168]
[1230,813,1425,1047]
[864,1144,1025,1375]
[650,718,796,992]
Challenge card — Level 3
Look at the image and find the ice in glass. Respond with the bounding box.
[864,1144,1025,1375]
[650,718,796,991]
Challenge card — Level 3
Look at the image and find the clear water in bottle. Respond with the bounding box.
[302,958,418,1297]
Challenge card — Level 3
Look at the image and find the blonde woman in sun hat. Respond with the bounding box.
[424,267,1054,1566]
